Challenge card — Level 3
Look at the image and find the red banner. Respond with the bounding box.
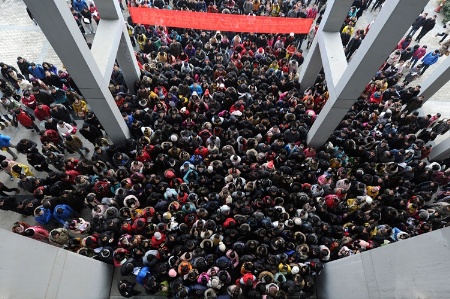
[129,8,313,34]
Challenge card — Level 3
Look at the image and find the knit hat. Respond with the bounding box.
[418,209,429,220]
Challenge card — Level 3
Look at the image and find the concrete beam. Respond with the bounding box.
[429,137,450,162]
[320,0,354,32]
[317,31,347,99]
[91,19,123,86]
[95,0,121,20]
[336,0,428,98]
[419,56,450,102]
[116,29,141,93]
[299,38,322,92]
[24,0,130,143]
[307,0,428,147]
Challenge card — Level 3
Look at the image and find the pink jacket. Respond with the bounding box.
[413,47,427,59]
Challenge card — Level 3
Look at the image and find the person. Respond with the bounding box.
[415,15,436,43]
[49,86,70,110]
[53,204,74,226]
[410,45,427,68]
[118,280,141,298]
[420,49,440,75]
[81,6,95,34]
[1,95,21,116]
[23,226,49,242]
[34,206,53,225]
[52,104,76,126]
[17,57,33,81]
[439,39,450,57]
[16,139,38,155]
[72,0,88,12]
[407,12,428,38]
[34,103,52,122]
[0,133,18,160]
[64,134,90,158]
[0,182,20,196]
[79,123,103,145]
[72,98,88,118]
[344,34,362,60]
[27,151,52,173]
[21,90,37,115]
[32,86,54,106]
[28,62,46,80]
[12,108,40,132]
[435,21,450,44]
[49,228,70,247]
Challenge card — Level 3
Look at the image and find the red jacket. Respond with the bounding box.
[26,226,49,241]
[40,129,61,144]
[22,95,37,109]
[34,105,51,121]
[15,111,34,127]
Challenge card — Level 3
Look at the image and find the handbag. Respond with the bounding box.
[83,17,91,24]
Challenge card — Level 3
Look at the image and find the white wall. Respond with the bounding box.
[0,229,113,299]
[317,227,450,299]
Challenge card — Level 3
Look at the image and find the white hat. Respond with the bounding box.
[192,91,198,96]
[154,232,162,240]
[218,242,226,252]
[365,196,373,205]
[291,265,299,275]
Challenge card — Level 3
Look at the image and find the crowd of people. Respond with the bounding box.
[1,0,450,298]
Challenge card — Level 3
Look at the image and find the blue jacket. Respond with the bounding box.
[0,134,12,148]
[53,204,74,225]
[189,84,203,96]
[72,0,87,12]
[28,65,46,79]
[35,207,53,225]
[136,266,151,285]
[421,52,439,66]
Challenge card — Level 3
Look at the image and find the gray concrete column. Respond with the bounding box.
[299,38,322,92]
[419,56,450,102]
[117,29,141,93]
[320,0,354,32]
[429,137,450,162]
[24,0,131,143]
[306,0,428,147]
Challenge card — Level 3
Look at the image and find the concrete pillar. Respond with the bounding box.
[23,0,137,143]
[299,0,353,92]
[429,138,450,162]
[299,38,322,91]
[419,56,450,102]
[306,0,429,147]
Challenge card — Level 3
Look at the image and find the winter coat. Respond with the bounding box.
[33,89,54,106]
[64,135,84,151]
[34,206,53,225]
[421,52,439,66]
[72,99,87,115]
[53,204,74,225]
[14,110,35,127]
[28,65,46,79]
[0,134,12,148]
[49,228,70,247]
[25,226,49,241]
[34,105,52,121]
